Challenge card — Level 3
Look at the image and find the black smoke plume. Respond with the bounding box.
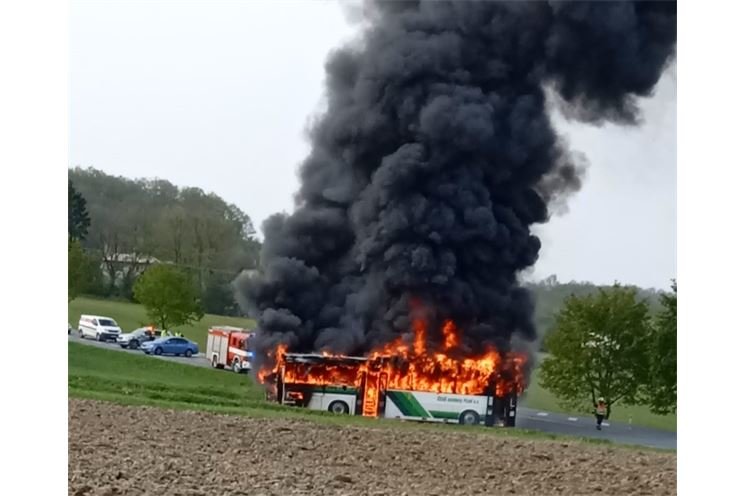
[235,1,676,370]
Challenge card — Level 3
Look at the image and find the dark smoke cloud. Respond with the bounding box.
[234,0,676,369]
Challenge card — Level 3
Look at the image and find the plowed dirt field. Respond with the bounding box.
[68,399,675,495]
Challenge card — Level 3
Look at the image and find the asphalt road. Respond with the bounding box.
[68,334,676,450]
[68,333,212,368]
[516,407,676,450]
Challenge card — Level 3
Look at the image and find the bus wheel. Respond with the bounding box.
[328,401,349,415]
[459,410,480,426]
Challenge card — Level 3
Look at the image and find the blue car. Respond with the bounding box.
[140,336,199,357]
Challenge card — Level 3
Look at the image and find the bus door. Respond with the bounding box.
[485,395,497,427]
[491,392,517,427]
[505,392,517,427]
[356,369,388,418]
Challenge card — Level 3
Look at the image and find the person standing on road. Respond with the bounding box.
[594,398,608,431]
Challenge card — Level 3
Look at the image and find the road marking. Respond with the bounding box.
[537,412,548,417]
[568,417,578,421]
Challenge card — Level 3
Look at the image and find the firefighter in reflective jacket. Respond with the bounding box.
[594,398,608,430]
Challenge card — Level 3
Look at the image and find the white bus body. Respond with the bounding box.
[305,387,357,415]
[274,353,517,426]
[385,390,497,425]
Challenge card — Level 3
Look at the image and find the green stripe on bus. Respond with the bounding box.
[387,391,430,418]
[429,410,460,420]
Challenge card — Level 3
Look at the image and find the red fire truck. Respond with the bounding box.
[206,326,255,373]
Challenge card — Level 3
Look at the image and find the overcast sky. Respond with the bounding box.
[70,0,676,290]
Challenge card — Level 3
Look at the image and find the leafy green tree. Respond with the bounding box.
[133,264,204,331]
[524,275,664,351]
[81,251,105,297]
[68,179,90,241]
[69,167,260,305]
[69,241,103,301]
[202,272,238,316]
[68,240,86,302]
[645,280,677,414]
[539,284,652,418]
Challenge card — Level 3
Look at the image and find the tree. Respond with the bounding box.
[645,280,677,414]
[68,179,91,241]
[133,264,204,331]
[69,240,102,301]
[69,167,261,304]
[202,271,240,316]
[523,275,664,351]
[68,240,86,302]
[539,284,652,418]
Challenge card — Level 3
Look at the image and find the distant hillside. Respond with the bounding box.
[524,274,669,348]
[69,167,260,315]
[69,167,670,330]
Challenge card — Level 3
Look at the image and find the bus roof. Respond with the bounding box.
[284,353,370,365]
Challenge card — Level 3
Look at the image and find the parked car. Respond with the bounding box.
[140,336,198,357]
[117,327,163,349]
[78,315,122,341]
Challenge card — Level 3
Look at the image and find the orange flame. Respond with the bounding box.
[260,318,526,399]
[258,343,288,383]
[413,319,426,356]
[442,320,457,350]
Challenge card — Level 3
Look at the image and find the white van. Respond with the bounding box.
[78,315,122,342]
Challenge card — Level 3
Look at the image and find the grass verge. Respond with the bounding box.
[68,342,671,451]
[68,296,676,431]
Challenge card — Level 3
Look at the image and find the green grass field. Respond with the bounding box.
[68,296,255,349]
[68,297,676,432]
[68,342,626,447]
[69,340,265,408]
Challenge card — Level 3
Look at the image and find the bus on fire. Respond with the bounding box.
[266,353,518,427]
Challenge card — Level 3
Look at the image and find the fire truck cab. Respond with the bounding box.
[206,326,255,373]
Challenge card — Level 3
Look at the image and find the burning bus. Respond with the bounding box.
[231,0,678,435]
[259,319,525,427]
[269,353,519,426]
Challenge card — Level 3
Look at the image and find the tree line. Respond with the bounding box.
[68,168,670,329]
[68,168,676,412]
[524,275,666,351]
[68,167,260,315]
